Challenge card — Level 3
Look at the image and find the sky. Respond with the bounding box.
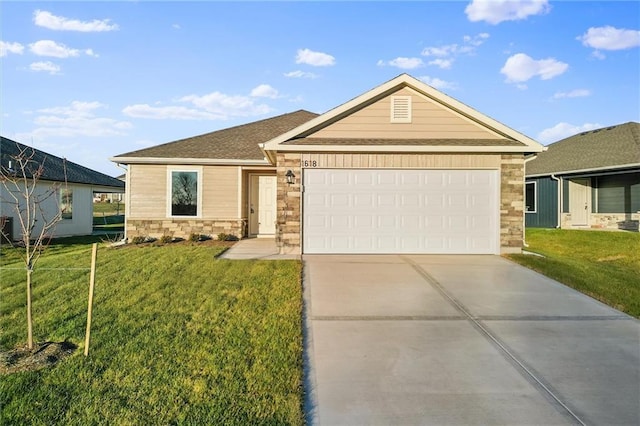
[1,1,639,177]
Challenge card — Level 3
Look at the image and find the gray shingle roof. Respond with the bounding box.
[283,138,524,146]
[113,110,319,161]
[1,136,125,189]
[526,122,640,176]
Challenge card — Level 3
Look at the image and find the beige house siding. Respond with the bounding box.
[310,87,503,140]
[300,153,501,169]
[128,164,167,219]
[126,164,245,240]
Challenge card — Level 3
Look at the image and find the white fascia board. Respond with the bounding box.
[109,156,271,166]
[526,163,640,178]
[271,144,542,154]
[261,73,544,152]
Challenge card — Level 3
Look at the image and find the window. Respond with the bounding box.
[60,188,73,220]
[390,96,412,123]
[525,181,536,213]
[170,170,199,216]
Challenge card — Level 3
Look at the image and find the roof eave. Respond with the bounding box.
[110,156,271,166]
[269,144,544,153]
[526,162,640,178]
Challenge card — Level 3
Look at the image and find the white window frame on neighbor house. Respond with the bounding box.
[525,181,537,213]
[167,166,203,218]
[60,187,73,220]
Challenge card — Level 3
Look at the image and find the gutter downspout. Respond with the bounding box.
[523,155,540,248]
[550,174,561,228]
[115,163,128,242]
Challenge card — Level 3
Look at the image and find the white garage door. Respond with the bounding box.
[303,169,499,254]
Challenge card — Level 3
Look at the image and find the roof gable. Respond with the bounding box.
[111,110,318,164]
[1,136,125,189]
[261,74,543,159]
[526,122,640,176]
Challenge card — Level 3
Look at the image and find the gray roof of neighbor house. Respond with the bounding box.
[112,110,319,162]
[1,136,125,189]
[526,122,640,176]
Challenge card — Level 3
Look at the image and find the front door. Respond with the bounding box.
[570,179,590,226]
[249,175,277,236]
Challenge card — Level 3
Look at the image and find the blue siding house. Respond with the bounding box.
[525,122,640,232]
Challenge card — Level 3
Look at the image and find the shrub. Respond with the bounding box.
[189,233,201,242]
[160,235,173,244]
[217,233,238,242]
[131,236,146,245]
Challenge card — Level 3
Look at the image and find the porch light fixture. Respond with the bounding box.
[285,170,295,185]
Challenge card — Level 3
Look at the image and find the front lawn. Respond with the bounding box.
[507,229,640,318]
[0,239,304,425]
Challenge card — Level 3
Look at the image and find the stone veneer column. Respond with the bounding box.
[500,154,525,253]
[276,153,302,254]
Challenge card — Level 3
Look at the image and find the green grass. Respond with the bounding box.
[92,202,124,216]
[507,229,640,318]
[0,239,304,425]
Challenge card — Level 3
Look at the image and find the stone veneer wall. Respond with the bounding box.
[562,212,640,232]
[126,219,245,240]
[500,154,525,253]
[276,153,302,254]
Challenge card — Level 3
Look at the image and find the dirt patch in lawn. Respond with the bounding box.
[0,341,78,375]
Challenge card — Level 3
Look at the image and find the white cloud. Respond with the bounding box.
[552,89,591,99]
[0,41,24,57]
[591,50,606,60]
[464,33,490,46]
[465,0,550,25]
[428,58,453,69]
[29,40,88,58]
[500,53,568,83]
[123,89,273,121]
[30,61,61,75]
[295,48,335,66]
[172,24,181,30]
[419,76,458,91]
[34,10,118,32]
[377,57,424,69]
[284,70,318,79]
[537,122,601,144]
[250,84,279,99]
[122,104,218,120]
[578,26,640,51]
[26,101,132,139]
[422,44,458,57]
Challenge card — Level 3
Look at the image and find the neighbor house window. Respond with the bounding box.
[60,188,73,220]
[525,181,536,213]
[170,170,199,216]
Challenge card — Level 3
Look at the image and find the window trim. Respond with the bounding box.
[525,181,537,213]
[167,167,203,218]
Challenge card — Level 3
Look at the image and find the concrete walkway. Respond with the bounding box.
[218,237,299,260]
[303,255,640,425]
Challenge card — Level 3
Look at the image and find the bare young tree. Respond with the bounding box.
[1,144,66,350]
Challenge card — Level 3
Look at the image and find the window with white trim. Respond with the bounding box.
[169,170,200,217]
[390,96,412,123]
[525,181,536,213]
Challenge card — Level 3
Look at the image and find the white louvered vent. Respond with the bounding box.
[390,96,412,123]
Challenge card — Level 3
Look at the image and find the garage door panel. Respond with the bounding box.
[303,169,499,254]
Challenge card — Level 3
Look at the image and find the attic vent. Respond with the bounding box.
[390,96,412,123]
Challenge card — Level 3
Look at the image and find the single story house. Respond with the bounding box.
[111,74,545,254]
[1,136,125,241]
[525,122,640,232]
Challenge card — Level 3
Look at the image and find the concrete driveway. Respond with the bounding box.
[302,255,640,426]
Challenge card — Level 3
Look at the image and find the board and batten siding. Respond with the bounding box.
[300,153,501,169]
[310,87,504,140]
[128,164,241,219]
[524,176,558,228]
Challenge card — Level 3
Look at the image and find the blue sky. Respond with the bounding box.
[1,1,639,176]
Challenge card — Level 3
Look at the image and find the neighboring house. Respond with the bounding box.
[94,174,126,203]
[525,122,640,232]
[1,136,125,241]
[111,74,544,254]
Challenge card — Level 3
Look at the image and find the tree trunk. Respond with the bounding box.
[27,268,33,350]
